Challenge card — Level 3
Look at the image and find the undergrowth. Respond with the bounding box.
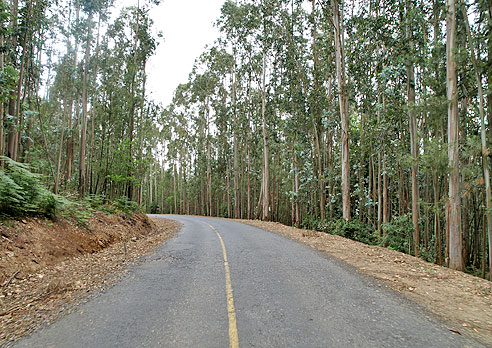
[309,218,381,246]
[0,156,58,219]
[0,157,141,225]
[303,214,418,256]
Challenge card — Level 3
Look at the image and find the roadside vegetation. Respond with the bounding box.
[0,156,140,225]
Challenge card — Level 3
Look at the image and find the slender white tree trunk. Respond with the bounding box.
[79,12,93,197]
[261,51,270,221]
[332,0,350,220]
[406,0,420,256]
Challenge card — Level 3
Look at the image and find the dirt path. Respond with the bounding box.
[0,215,180,346]
[239,219,492,346]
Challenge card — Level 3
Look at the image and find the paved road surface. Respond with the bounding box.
[14,215,482,347]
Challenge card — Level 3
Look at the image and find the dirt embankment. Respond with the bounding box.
[239,219,492,347]
[0,214,180,346]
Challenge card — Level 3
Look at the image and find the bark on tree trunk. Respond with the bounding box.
[261,51,270,221]
[446,0,463,271]
[378,151,382,235]
[232,56,240,219]
[13,3,30,161]
[359,112,366,222]
[433,172,442,265]
[79,12,93,197]
[406,0,420,256]
[383,155,389,225]
[0,27,4,158]
[247,147,251,220]
[173,163,177,214]
[332,0,350,221]
[488,1,492,161]
[312,0,325,221]
[6,0,18,160]
[66,5,80,183]
[461,0,492,277]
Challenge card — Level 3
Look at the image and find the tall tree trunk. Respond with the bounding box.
[294,147,300,227]
[312,0,325,221]
[433,172,442,265]
[406,0,420,256]
[261,51,270,221]
[359,112,366,222]
[149,163,153,206]
[79,12,93,197]
[446,0,463,271]
[207,137,212,216]
[66,5,80,183]
[488,1,492,156]
[127,4,140,201]
[54,102,68,194]
[383,154,389,225]
[88,15,101,195]
[461,0,492,278]
[0,20,4,158]
[378,151,383,234]
[332,0,350,221]
[247,147,251,220]
[6,0,18,160]
[206,98,212,217]
[13,0,30,161]
[173,163,177,214]
[232,55,240,219]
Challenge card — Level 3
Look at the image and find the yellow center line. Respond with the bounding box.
[205,222,239,348]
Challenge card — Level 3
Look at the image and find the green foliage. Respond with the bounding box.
[39,193,58,219]
[0,157,142,224]
[300,214,320,231]
[83,194,106,209]
[0,65,17,102]
[307,218,380,246]
[149,202,160,214]
[381,214,414,254]
[0,156,59,219]
[58,198,94,227]
[114,196,140,215]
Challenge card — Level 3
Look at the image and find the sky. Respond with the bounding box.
[136,0,227,107]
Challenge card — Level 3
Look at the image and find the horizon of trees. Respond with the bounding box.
[1,0,491,278]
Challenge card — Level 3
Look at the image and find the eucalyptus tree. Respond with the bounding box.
[101,4,158,199]
[322,0,350,221]
[446,0,463,270]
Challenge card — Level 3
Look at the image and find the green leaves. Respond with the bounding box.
[0,65,18,102]
[0,156,59,219]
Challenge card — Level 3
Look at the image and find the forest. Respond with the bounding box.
[0,0,491,279]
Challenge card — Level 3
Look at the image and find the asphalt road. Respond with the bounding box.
[14,215,482,348]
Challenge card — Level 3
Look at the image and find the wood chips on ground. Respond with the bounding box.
[0,214,179,347]
[239,219,492,347]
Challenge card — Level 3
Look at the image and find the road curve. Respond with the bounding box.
[14,215,481,348]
